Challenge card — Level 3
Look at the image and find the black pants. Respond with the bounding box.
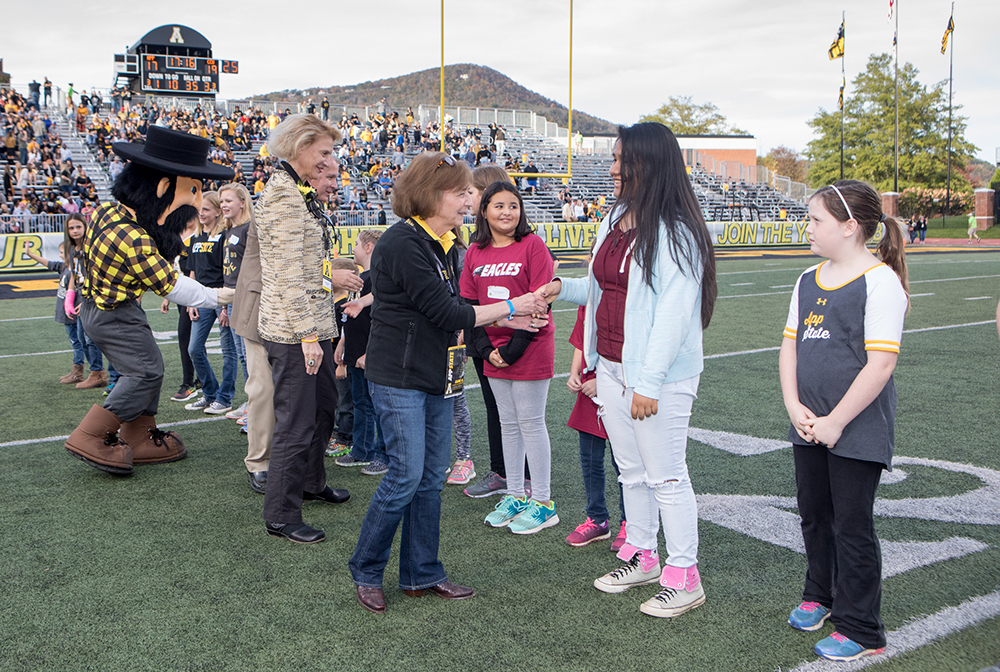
[262,340,337,524]
[794,445,886,649]
[472,356,529,480]
[177,304,195,388]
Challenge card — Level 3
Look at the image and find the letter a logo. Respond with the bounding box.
[170,27,185,44]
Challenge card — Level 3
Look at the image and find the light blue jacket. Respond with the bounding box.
[560,214,705,400]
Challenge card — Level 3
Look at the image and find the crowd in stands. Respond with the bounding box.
[0,89,99,231]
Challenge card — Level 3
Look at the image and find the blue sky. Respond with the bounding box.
[4,0,996,163]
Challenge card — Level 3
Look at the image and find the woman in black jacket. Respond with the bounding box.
[349,152,548,614]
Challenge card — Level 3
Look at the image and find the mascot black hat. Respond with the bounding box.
[113,126,235,181]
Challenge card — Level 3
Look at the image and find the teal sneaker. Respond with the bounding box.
[508,500,560,535]
[789,601,831,631]
[814,632,885,662]
[484,495,530,528]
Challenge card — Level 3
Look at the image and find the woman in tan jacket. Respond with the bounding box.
[255,114,362,543]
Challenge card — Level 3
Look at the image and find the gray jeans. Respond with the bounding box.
[80,298,163,422]
[489,377,552,502]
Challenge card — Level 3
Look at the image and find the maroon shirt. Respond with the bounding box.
[593,225,635,363]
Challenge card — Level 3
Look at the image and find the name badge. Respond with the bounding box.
[228,234,240,246]
[322,258,332,292]
[487,285,510,300]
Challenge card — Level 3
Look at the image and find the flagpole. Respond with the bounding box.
[894,0,899,192]
[945,2,954,217]
[840,11,845,181]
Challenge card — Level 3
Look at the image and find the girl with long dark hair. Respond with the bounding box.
[538,122,717,617]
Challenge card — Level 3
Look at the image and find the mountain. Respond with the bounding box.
[252,64,619,136]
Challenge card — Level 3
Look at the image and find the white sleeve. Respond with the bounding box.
[164,275,220,309]
[864,265,907,353]
[783,273,804,340]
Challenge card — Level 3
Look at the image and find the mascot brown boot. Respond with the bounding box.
[65,404,133,475]
[120,415,187,465]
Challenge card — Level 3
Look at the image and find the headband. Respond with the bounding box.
[828,184,854,222]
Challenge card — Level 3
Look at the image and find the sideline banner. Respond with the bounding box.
[0,234,63,272]
[4,222,850,273]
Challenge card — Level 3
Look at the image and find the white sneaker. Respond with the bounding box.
[639,583,706,618]
[594,554,661,594]
[185,397,211,411]
[203,401,232,415]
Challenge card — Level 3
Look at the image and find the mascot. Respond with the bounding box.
[65,126,236,475]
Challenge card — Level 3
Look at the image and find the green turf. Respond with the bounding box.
[1,249,998,671]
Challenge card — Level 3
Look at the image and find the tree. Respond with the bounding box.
[806,53,978,192]
[758,146,808,183]
[639,96,749,135]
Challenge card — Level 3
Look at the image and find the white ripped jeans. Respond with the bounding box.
[596,357,699,568]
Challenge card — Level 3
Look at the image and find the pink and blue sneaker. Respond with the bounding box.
[789,601,831,631]
[814,632,885,662]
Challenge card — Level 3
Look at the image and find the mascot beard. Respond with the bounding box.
[111,162,201,260]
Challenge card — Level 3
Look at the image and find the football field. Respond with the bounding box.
[0,248,998,672]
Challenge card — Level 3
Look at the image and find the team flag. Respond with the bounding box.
[888,0,894,20]
[828,22,845,60]
[838,78,845,111]
[941,15,954,54]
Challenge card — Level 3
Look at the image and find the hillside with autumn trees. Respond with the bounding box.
[253,64,618,135]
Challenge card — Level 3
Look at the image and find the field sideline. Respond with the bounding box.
[0,248,998,672]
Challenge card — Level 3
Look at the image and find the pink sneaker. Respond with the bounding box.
[446,460,476,485]
[610,520,627,552]
[566,517,611,547]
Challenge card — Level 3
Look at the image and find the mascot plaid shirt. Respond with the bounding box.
[83,202,178,310]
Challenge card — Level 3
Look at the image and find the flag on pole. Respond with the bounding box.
[838,78,845,111]
[828,21,845,60]
[893,31,897,58]
[941,15,954,54]
[888,0,894,20]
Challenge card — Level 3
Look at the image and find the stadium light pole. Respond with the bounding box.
[945,1,954,218]
[893,0,899,193]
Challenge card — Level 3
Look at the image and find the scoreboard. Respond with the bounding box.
[140,55,238,95]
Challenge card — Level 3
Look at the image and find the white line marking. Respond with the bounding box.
[910,274,1000,284]
[909,293,935,297]
[770,284,796,289]
[730,282,755,286]
[789,590,1000,671]
[0,315,51,323]
[964,296,993,301]
[0,414,230,448]
[904,320,996,334]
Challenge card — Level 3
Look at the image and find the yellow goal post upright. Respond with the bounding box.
[439,0,574,183]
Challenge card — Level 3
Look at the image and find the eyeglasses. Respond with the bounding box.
[436,154,455,169]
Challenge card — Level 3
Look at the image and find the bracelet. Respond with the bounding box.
[301,336,319,343]
[504,299,515,321]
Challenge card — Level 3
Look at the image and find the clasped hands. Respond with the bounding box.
[788,402,843,448]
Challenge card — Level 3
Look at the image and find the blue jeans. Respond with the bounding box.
[348,366,386,463]
[188,306,236,405]
[349,383,453,590]
[226,306,248,382]
[65,320,103,370]
[579,430,625,525]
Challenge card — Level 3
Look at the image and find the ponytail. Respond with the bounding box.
[878,215,910,309]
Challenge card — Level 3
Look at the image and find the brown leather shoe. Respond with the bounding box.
[356,585,386,614]
[403,580,475,600]
[60,364,85,384]
[76,370,108,389]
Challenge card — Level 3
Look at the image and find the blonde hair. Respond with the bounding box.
[196,191,229,236]
[472,164,513,193]
[267,114,342,161]
[357,229,383,248]
[218,182,254,228]
[391,152,472,220]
